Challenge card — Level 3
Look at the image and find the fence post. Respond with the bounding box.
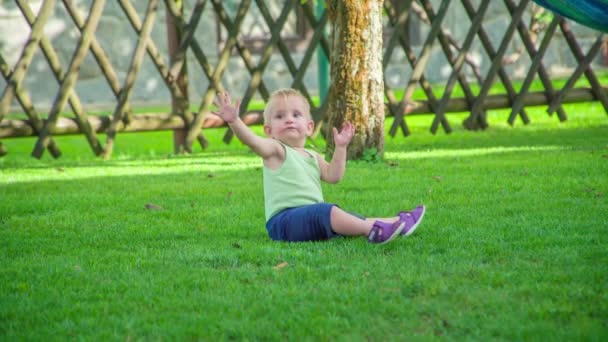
[166,0,189,154]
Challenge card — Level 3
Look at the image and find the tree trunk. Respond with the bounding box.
[326,0,385,160]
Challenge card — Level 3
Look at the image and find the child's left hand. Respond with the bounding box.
[333,121,355,148]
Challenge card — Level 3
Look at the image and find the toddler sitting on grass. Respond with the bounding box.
[213,89,425,244]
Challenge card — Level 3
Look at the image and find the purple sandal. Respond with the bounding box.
[398,205,426,236]
[367,220,405,244]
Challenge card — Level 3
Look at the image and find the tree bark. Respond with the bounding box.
[326,0,385,160]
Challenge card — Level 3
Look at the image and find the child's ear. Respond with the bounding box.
[263,124,272,137]
[306,120,314,136]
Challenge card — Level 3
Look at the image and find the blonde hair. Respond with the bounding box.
[263,88,311,124]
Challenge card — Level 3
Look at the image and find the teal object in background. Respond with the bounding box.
[532,0,608,32]
[316,1,329,103]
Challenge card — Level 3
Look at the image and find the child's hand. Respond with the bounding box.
[333,121,355,148]
[212,91,240,124]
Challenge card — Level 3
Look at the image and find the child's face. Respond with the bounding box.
[264,94,313,147]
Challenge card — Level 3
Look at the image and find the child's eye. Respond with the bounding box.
[294,112,301,117]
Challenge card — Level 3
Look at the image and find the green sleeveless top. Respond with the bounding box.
[263,144,324,221]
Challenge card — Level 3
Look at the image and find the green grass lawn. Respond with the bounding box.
[1,105,607,340]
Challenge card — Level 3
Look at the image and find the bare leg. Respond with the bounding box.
[330,207,399,236]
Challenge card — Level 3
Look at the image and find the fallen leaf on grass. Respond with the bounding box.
[433,175,442,181]
[273,262,288,270]
[56,167,65,172]
[144,203,164,210]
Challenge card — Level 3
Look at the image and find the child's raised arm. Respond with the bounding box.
[212,92,282,160]
[317,121,355,184]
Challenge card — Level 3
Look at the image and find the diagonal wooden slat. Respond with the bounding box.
[383,0,413,74]
[255,1,299,75]
[0,0,55,120]
[191,0,254,146]
[2,0,606,157]
[415,0,480,133]
[165,0,206,83]
[466,0,529,129]
[104,0,159,158]
[547,34,606,115]
[300,2,330,61]
[423,2,487,133]
[508,16,560,124]
[222,0,320,144]
[256,1,307,93]
[389,0,451,137]
[210,0,270,100]
[255,0,315,103]
[236,0,294,106]
[460,0,529,126]
[32,0,106,159]
[62,0,133,123]
[431,0,490,134]
[291,11,328,94]
[383,0,414,136]
[299,2,332,127]
[164,0,247,141]
[504,0,567,122]
[385,0,446,137]
[186,0,254,146]
[420,0,485,133]
[0,47,61,157]
[166,0,213,151]
[118,0,191,123]
[221,0,295,144]
[164,0,211,152]
[121,0,209,152]
[548,25,608,116]
[16,0,105,158]
[16,1,87,113]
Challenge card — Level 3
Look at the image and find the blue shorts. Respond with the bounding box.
[265,203,365,242]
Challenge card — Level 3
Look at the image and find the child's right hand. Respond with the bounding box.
[333,121,355,148]
[212,91,240,124]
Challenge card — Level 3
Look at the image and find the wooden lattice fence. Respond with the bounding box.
[0,0,606,159]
